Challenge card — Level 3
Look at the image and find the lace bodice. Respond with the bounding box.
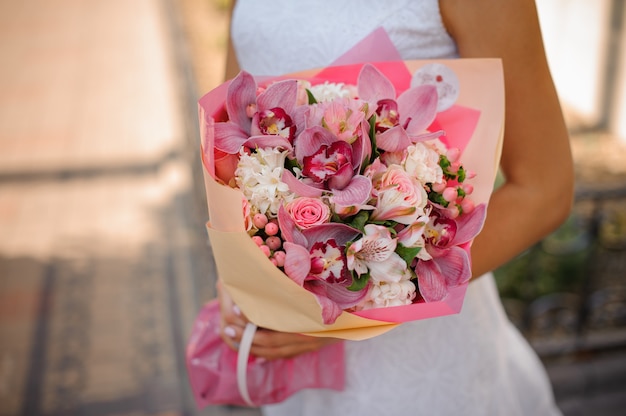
[231,0,458,76]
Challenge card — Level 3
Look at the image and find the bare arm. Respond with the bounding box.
[440,0,574,278]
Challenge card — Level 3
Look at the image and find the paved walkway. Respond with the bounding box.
[0,0,256,415]
[0,1,624,416]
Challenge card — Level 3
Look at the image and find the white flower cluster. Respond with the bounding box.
[403,140,445,185]
[235,148,295,216]
[309,81,357,102]
[360,279,417,310]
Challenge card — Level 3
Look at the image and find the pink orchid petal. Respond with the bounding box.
[450,203,487,246]
[278,206,308,246]
[411,129,445,144]
[257,79,298,115]
[281,170,324,198]
[283,242,311,286]
[351,125,372,169]
[330,175,372,206]
[327,163,355,190]
[226,71,257,132]
[214,122,250,154]
[374,126,412,152]
[304,282,344,325]
[302,223,361,249]
[322,280,369,309]
[243,135,294,152]
[294,126,337,163]
[436,246,472,287]
[415,259,448,302]
[397,84,438,136]
[357,63,396,103]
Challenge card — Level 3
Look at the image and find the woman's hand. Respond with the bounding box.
[217,281,340,360]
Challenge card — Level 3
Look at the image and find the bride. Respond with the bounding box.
[217,0,574,415]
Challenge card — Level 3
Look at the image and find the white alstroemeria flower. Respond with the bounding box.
[235,148,295,216]
[346,224,408,283]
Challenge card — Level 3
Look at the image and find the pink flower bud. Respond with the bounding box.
[265,222,279,236]
[266,236,282,250]
[443,187,458,203]
[270,258,278,266]
[466,170,477,179]
[448,162,460,174]
[259,244,271,257]
[252,213,269,229]
[273,250,286,267]
[447,147,461,163]
[251,236,264,246]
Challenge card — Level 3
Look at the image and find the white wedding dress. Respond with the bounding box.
[230,1,562,415]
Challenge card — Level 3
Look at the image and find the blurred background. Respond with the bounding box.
[0,0,624,415]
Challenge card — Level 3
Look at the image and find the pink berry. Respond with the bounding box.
[431,181,447,193]
[462,183,474,195]
[447,205,460,219]
[266,236,282,250]
[447,148,460,163]
[265,222,279,236]
[259,244,271,257]
[251,236,264,246]
[253,213,269,229]
[443,187,458,203]
[461,198,475,214]
[273,250,286,267]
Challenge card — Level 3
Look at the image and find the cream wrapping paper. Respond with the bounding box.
[198,58,504,341]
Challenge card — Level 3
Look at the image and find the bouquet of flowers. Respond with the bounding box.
[210,61,486,324]
[199,55,503,340]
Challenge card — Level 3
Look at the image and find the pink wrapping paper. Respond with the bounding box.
[198,30,504,341]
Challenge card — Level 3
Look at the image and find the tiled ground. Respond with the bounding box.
[0,0,256,415]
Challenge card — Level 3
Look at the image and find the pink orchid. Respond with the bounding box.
[214,71,298,155]
[283,126,372,208]
[357,64,442,152]
[305,98,369,144]
[414,204,487,302]
[279,206,367,324]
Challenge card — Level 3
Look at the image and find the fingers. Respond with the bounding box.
[250,329,339,360]
[216,280,249,351]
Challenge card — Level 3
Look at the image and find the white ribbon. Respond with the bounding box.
[236,322,258,406]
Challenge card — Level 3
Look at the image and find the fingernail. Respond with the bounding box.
[224,326,236,338]
[233,304,241,316]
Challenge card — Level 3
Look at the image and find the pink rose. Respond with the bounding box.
[285,197,331,229]
[371,165,428,225]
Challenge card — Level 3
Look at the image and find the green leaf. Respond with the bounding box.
[306,89,317,105]
[395,243,422,266]
[348,271,370,291]
[348,210,370,232]
[367,115,380,167]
